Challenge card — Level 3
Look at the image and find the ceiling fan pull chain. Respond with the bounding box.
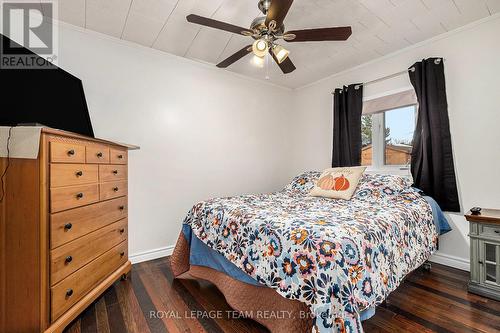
[265,53,270,80]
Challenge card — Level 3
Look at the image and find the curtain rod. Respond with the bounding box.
[331,58,443,94]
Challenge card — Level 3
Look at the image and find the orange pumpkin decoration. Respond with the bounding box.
[333,175,350,191]
[318,174,335,190]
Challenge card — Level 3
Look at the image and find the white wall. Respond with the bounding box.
[54,23,295,261]
[290,15,500,270]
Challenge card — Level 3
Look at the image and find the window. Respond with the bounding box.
[361,105,416,169]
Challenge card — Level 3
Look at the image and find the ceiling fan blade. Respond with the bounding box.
[269,49,296,74]
[285,27,352,42]
[186,14,253,36]
[217,45,253,68]
[265,0,294,28]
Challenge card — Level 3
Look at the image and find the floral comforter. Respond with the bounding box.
[182,172,438,332]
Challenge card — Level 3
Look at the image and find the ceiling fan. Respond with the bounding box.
[186,0,352,74]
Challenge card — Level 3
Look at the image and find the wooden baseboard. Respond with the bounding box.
[43,261,131,333]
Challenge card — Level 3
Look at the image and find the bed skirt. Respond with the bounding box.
[170,233,314,333]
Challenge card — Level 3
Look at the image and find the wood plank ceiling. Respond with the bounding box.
[54,0,499,88]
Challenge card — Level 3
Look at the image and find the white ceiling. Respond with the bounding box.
[52,0,499,88]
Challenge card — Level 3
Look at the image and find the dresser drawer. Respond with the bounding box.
[86,145,110,164]
[51,197,128,248]
[99,165,128,182]
[110,148,127,164]
[51,184,99,213]
[50,241,127,321]
[100,181,127,201]
[50,164,98,188]
[50,219,127,285]
[479,224,500,239]
[50,142,86,163]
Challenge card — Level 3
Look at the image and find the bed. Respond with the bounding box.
[171,171,450,333]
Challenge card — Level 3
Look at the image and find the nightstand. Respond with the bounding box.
[467,208,500,300]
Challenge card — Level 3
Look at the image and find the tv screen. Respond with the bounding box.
[0,34,94,137]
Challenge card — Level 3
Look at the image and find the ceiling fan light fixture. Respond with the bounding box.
[252,39,268,58]
[272,44,289,64]
[252,55,265,68]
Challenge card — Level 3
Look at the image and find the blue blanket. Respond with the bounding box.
[423,195,451,235]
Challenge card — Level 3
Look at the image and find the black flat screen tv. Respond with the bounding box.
[0,34,94,137]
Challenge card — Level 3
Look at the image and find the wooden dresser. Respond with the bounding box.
[0,128,137,333]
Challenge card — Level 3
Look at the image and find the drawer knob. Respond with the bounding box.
[64,223,72,230]
[65,256,73,263]
[66,289,73,297]
[120,251,125,257]
[113,170,118,175]
[67,149,75,156]
[120,228,125,234]
[97,152,103,158]
[113,187,119,192]
[118,154,123,159]
[495,230,500,234]
[75,171,83,177]
[119,205,125,211]
[76,192,84,199]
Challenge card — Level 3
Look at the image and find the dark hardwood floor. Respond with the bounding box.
[64,258,500,333]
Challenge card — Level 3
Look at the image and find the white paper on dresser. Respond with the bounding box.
[0,126,42,159]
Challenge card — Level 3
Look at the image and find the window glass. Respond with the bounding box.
[361,115,373,166]
[486,243,496,263]
[360,104,416,169]
[384,106,415,166]
[486,263,497,283]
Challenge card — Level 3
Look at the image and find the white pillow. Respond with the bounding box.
[309,166,366,200]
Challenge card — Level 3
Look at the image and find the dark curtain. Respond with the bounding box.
[332,84,363,167]
[409,58,460,212]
